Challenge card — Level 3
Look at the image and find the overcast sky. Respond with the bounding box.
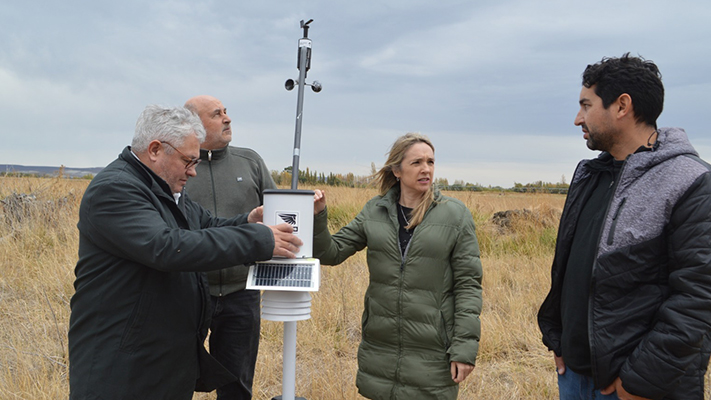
[1,1,709,187]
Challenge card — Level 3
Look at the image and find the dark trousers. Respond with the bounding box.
[210,289,261,400]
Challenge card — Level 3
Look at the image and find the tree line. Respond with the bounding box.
[271,167,370,188]
[271,167,569,194]
[1,166,569,194]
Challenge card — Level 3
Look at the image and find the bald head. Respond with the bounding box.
[184,95,232,150]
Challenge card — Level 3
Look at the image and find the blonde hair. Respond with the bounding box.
[373,133,435,229]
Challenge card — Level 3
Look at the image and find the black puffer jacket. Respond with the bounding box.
[538,127,711,399]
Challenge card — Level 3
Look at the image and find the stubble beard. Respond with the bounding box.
[585,124,616,153]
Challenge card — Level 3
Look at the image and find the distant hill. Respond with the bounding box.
[0,164,103,178]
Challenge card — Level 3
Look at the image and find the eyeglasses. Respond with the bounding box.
[161,141,202,170]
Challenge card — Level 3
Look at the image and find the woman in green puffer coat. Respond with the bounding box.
[313,133,483,399]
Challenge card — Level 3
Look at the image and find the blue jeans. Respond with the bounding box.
[210,289,261,400]
[558,368,620,400]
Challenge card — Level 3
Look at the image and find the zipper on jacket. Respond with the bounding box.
[606,197,627,246]
[395,253,405,387]
[587,158,626,388]
[385,195,437,389]
[206,154,224,296]
[208,157,218,213]
[396,212,410,388]
[400,239,412,271]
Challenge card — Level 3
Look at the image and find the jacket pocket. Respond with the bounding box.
[606,197,627,246]
[119,292,154,354]
[439,310,451,349]
[361,297,371,340]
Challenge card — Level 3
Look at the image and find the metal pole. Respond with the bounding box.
[290,21,312,190]
[281,320,297,400]
[272,19,317,400]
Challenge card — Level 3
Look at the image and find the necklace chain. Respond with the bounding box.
[399,204,411,228]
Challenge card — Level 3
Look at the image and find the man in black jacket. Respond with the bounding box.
[184,94,276,399]
[538,54,711,400]
[68,105,302,400]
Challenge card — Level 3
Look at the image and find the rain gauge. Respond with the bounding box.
[246,19,322,400]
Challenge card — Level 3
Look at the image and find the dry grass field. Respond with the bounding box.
[1,176,709,399]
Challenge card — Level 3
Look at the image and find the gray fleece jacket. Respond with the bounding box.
[185,145,277,295]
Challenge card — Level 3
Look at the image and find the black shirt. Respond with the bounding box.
[560,157,624,375]
[396,203,414,257]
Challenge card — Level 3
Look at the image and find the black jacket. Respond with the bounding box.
[538,128,711,399]
[68,147,274,400]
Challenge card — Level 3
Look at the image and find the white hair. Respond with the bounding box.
[131,105,206,153]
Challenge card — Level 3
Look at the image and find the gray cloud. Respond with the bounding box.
[1,0,710,186]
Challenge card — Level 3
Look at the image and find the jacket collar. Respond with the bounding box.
[200,145,229,162]
[121,146,181,205]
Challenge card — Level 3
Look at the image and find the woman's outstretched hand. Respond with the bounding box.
[314,189,326,214]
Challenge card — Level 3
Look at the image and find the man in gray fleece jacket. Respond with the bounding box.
[185,95,277,400]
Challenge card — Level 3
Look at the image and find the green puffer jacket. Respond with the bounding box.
[313,186,482,400]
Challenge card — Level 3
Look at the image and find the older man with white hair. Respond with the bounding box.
[68,105,302,400]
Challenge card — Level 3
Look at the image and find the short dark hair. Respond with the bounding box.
[582,53,664,127]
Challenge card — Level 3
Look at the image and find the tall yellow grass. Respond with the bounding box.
[1,177,81,399]
[1,177,709,399]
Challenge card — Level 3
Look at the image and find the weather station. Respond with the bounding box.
[245,19,322,400]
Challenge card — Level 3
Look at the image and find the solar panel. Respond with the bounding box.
[247,258,320,292]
